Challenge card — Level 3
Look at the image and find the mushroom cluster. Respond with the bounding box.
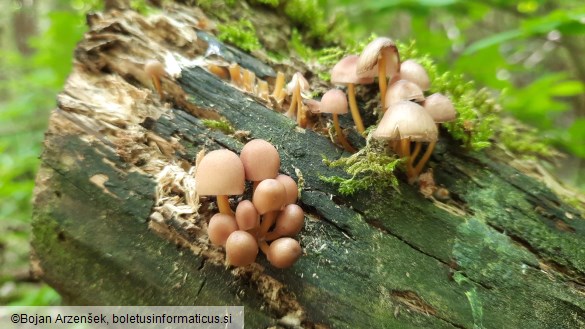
[204,37,456,183]
[195,139,304,268]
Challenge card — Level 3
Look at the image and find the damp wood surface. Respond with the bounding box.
[32,2,585,329]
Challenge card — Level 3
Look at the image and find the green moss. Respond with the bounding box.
[217,19,261,53]
[284,0,327,39]
[498,120,554,158]
[320,137,402,196]
[453,272,484,329]
[250,0,280,7]
[201,118,235,135]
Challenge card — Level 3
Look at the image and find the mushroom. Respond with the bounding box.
[410,93,457,177]
[271,71,286,103]
[373,101,437,181]
[331,55,374,134]
[144,60,166,98]
[263,237,302,269]
[356,37,400,111]
[253,178,287,237]
[318,89,356,153]
[385,79,425,106]
[208,213,238,246]
[235,200,260,231]
[285,72,310,127]
[397,60,430,91]
[265,204,304,241]
[228,62,243,88]
[275,174,298,205]
[225,230,258,267]
[239,139,280,189]
[195,149,245,216]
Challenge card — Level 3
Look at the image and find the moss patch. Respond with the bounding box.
[217,19,261,52]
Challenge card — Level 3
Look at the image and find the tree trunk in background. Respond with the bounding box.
[13,0,37,56]
[31,2,585,328]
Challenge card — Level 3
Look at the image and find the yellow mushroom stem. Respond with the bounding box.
[347,83,365,134]
[286,83,301,118]
[258,240,270,256]
[411,142,422,163]
[151,77,163,98]
[272,71,285,101]
[228,63,242,88]
[217,195,234,216]
[257,80,269,100]
[264,230,282,242]
[297,101,307,128]
[413,140,437,178]
[333,113,356,153]
[378,54,388,112]
[243,69,255,92]
[259,211,278,237]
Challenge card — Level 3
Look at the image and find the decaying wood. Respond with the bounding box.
[32,2,585,328]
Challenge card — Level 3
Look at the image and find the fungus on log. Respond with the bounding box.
[32,2,585,329]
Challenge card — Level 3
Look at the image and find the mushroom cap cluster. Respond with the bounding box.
[373,101,438,142]
[196,139,304,269]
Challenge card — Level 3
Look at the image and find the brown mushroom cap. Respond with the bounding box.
[252,179,287,215]
[275,174,298,205]
[239,139,280,181]
[267,237,302,269]
[399,60,430,91]
[318,89,348,114]
[225,231,258,266]
[373,101,438,142]
[331,55,375,85]
[385,79,425,106]
[208,213,238,246]
[273,204,304,237]
[356,37,400,78]
[144,60,166,77]
[423,93,457,123]
[235,200,259,231]
[195,149,245,196]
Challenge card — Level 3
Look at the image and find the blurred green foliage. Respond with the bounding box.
[0,0,95,306]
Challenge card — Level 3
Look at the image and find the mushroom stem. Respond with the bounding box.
[228,63,242,88]
[243,69,255,92]
[264,230,282,242]
[333,113,356,153]
[286,83,301,118]
[378,54,388,111]
[272,71,285,101]
[411,142,422,163]
[258,240,270,256]
[151,77,163,98]
[257,80,269,101]
[259,211,278,237]
[413,140,437,178]
[217,195,234,216]
[347,83,365,134]
[297,101,307,128]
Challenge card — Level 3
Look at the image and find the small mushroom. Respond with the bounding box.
[271,71,286,103]
[356,37,400,111]
[318,89,356,153]
[373,101,437,182]
[254,179,287,237]
[225,230,258,267]
[285,72,310,127]
[235,200,260,231]
[239,139,280,188]
[195,149,245,216]
[144,60,166,98]
[385,79,425,106]
[208,213,238,246]
[275,174,298,205]
[398,60,430,91]
[265,204,304,241]
[266,237,302,269]
[331,55,374,134]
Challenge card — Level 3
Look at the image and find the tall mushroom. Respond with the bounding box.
[195,149,245,216]
[356,37,400,112]
[373,101,437,182]
[144,59,166,98]
[331,55,374,134]
[411,93,457,177]
[285,72,310,127]
[318,89,356,153]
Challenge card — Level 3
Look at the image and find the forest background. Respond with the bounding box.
[0,0,583,305]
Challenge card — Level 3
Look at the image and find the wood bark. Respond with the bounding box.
[32,2,585,328]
